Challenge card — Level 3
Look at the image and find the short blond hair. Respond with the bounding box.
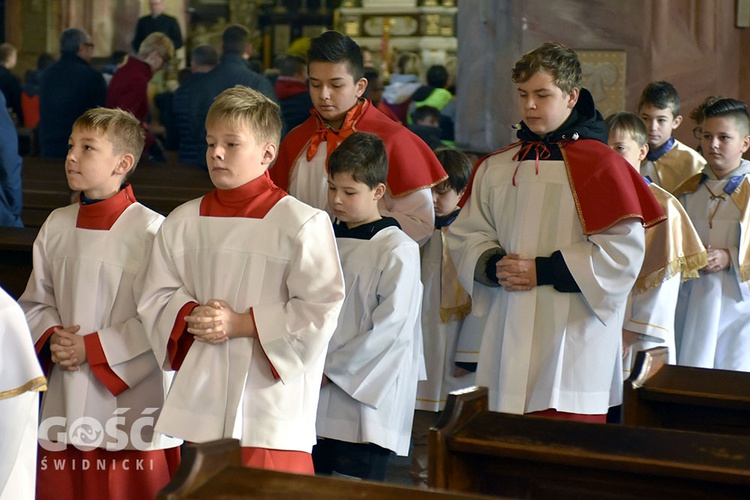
[512,42,581,95]
[73,108,145,175]
[206,85,282,146]
[137,32,174,64]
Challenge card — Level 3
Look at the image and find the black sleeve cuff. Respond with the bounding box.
[474,247,506,287]
[455,361,478,373]
[535,250,580,293]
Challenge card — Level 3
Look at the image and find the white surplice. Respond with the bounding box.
[0,288,45,500]
[676,164,750,371]
[19,202,180,451]
[139,197,345,452]
[316,226,422,456]
[447,150,645,415]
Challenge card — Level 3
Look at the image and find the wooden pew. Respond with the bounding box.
[429,386,750,498]
[622,347,750,436]
[20,156,214,228]
[0,226,38,299]
[157,439,492,500]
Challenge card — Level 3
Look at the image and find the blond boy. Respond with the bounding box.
[138,85,345,474]
[638,81,706,194]
[605,112,706,373]
[20,108,180,500]
[674,98,750,371]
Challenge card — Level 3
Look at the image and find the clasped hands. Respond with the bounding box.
[496,253,536,292]
[703,245,730,274]
[184,299,256,344]
[50,325,86,371]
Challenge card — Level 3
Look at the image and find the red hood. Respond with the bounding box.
[274,77,309,99]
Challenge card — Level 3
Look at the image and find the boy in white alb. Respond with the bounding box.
[673,98,750,371]
[0,287,46,500]
[138,86,345,474]
[605,112,706,373]
[313,132,423,481]
[412,148,482,483]
[19,108,181,500]
[272,31,447,245]
[447,43,665,422]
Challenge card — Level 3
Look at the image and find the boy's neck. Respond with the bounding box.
[646,136,675,162]
[709,162,743,180]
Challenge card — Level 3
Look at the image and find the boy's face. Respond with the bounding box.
[639,104,682,150]
[327,171,385,229]
[206,121,276,190]
[701,116,750,178]
[308,61,367,129]
[66,126,132,199]
[364,76,383,104]
[517,70,578,137]
[432,183,462,218]
[608,130,648,171]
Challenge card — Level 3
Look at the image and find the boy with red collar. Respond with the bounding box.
[138,86,345,475]
[20,108,181,500]
[272,30,447,245]
[447,42,664,422]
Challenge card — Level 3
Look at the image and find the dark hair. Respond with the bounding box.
[37,53,55,70]
[638,81,680,117]
[307,30,364,81]
[328,132,388,188]
[512,42,581,94]
[703,98,750,136]
[192,44,219,67]
[427,65,448,89]
[60,28,89,55]
[278,55,306,77]
[605,111,648,148]
[222,24,250,55]
[434,148,472,193]
[412,105,441,124]
[689,95,725,124]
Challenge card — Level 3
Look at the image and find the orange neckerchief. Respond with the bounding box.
[306,99,368,165]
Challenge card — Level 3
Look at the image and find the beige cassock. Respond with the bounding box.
[623,182,707,373]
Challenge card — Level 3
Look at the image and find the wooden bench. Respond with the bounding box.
[157,439,492,500]
[429,386,750,498]
[622,347,750,436]
[0,226,38,299]
[20,156,214,228]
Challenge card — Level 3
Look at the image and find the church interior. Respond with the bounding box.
[2,1,750,498]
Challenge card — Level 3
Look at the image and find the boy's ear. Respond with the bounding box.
[114,153,135,176]
[373,182,386,200]
[457,188,466,199]
[355,77,368,99]
[672,114,683,129]
[741,134,750,154]
[638,143,649,163]
[261,142,277,165]
[566,87,580,109]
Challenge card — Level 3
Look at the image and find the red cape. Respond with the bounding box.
[461,139,665,235]
[271,99,447,197]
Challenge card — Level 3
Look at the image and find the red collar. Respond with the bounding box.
[199,171,287,218]
[76,184,136,230]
